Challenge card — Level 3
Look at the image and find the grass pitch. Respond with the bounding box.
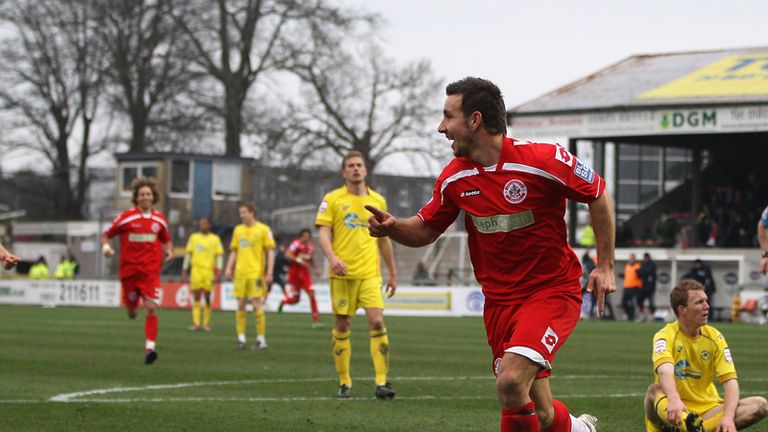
[1,305,766,431]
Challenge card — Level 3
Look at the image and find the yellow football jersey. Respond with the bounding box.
[651,321,737,413]
[185,232,224,271]
[315,186,386,279]
[229,222,276,279]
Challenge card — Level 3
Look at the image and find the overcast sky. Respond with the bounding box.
[4,1,767,174]
[368,0,768,109]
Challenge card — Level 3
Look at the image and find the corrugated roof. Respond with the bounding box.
[511,47,768,115]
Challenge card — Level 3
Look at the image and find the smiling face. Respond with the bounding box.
[136,186,154,212]
[438,94,475,157]
[679,289,710,327]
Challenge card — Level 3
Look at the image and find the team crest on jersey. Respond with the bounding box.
[540,326,559,353]
[503,179,527,204]
[554,144,574,167]
[151,222,161,233]
[700,350,711,361]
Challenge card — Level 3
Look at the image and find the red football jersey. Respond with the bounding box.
[103,207,171,279]
[418,137,605,303]
[287,239,314,276]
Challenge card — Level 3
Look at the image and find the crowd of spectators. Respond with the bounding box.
[615,167,767,249]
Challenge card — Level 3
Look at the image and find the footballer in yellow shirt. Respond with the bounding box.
[224,203,275,350]
[316,151,397,400]
[182,217,224,331]
[644,280,767,432]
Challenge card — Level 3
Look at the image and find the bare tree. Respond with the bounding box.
[0,0,110,219]
[280,35,444,175]
[171,0,368,157]
[94,0,199,153]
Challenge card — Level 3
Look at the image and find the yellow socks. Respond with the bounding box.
[332,329,352,386]
[255,309,266,336]
[236,310,246,336]
[370,328,389,385]
[203,304,211,326]
[192,300,201,326]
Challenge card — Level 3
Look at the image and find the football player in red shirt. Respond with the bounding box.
[367,77,616,432]
[278,228,322,327]
[102,177,173,365]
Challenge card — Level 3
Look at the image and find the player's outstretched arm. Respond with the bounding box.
[365,205,440,248]
[586,191,616,316]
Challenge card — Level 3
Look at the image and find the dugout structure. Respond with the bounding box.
[508,47,768,245]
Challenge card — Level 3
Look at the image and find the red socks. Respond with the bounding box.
[502,401,540,432]
[145,314,158,348]
[544,399,572,432]
[310,296,319,321]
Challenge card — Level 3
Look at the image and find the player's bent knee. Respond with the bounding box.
[646,382,663,398]
[495,369,531,399]
[757,396,768,418]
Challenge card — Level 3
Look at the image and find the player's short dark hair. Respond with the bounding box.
[446,77,506,135]
[299,228,311,237]
[239,202,257,216]
[131,176,160,205]
[341,150,365,171]
[669,279,705,317]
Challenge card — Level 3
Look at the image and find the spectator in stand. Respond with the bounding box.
[637,253,657,321]
[655,210,680,248]
[54,256,76,280]
[683,259,717,321]
[579,224,596,248]
[29,256,50,279]
[621,253,642,321]
[694,210,716,247]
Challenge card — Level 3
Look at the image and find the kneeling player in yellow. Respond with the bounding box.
[644,279,767,432]
[316,151,397,400]
[182,217,224,332]
[224,203,275,350]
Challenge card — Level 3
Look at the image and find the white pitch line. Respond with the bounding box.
[18,374,766,405]
[48,376,492,402]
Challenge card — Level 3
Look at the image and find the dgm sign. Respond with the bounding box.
[660,110,717,129]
